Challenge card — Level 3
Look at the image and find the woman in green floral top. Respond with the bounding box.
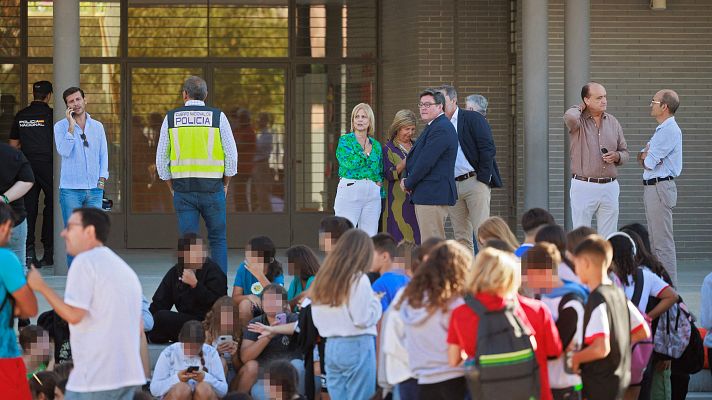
[334,103,384,236]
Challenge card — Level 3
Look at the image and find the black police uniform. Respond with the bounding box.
[9,100,54,264]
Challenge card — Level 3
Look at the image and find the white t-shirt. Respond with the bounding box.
[64,246,146,392]
[541,295,584,389]
[312,274,382,337]
[584,300,647,346]
[622,267,670,313]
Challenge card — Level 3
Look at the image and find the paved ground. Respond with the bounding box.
[28,250,712,398]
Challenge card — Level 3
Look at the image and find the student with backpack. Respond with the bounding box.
[570,235,650,400]
[448,247,562,400]
[521,243,589,400]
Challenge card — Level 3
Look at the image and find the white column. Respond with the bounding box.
[52,0,80,275]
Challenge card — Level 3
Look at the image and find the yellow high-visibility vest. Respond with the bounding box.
[167,106,225,179]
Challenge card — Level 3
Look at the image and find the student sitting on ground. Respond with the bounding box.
[285,245,320,311]
[151,320,228,399]
[571,235,650,400]
[203,296,241,390]
[516,208,556,257]
[318,216,353,254]
[238,285,302,399]
[29,370,59,400]
[521,243,589,400]
[371,233,410,311]
[20,325,52,379]
[448,247,562,400]
[232,236,284,330]
[262,359,307,400]
[149,233,227,343]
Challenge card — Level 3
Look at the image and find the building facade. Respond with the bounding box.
[1,0,711,260]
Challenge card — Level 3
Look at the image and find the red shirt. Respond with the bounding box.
[447,293,562,400]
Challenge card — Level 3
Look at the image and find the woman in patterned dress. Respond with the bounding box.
[381,109,421,243]
[333,103,384,236]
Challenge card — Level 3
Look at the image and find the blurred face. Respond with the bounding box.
[262,291,284,317]
[219,306,235,334]
[181,240,206,268]
[583,83,607,114]
[60,212,91,256]
[182,341,202,357]
[319,231,334,253]
[395,125,415,144]
[26,332,51,362]
[246,246,268,271]
[522,269,558,294]
[352,108,370,134]
[64,91,86,116]
[418,95,443,123]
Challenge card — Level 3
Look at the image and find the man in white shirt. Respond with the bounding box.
[27,207,145,400]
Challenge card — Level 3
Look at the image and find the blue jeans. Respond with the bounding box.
[60,188,103,266]
[65,385,141,400]
[325,335,377,400]
[8,219,27,269]
[173,190,227,275]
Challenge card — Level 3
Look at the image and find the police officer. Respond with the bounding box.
[155,76,238,275]
[9,81,54,267]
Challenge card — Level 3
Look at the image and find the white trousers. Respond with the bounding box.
[570,178,620,238]
[334,178,382,237]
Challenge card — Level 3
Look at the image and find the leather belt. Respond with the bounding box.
[643,176,674,186]
[572,174,616,184]
[455,171,476,182]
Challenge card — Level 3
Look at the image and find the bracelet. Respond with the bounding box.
[98,180,105,187]
[1,194,8,204]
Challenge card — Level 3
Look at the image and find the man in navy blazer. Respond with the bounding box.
[437,85,502,253]
[401,89,459,242]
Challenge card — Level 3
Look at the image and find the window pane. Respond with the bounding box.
[209,3,288,58]
[128,1,208,57]
[130,67,202,214]
[294,64,376,212]
[28,1,122,58]
[212,67,286,213]
[0,0,21,57]
[27,63,124,212]
[0,64,20,143]
[295,0,377,59]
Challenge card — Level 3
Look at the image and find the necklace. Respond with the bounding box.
[357,133,371,157]
[395,140,410,158]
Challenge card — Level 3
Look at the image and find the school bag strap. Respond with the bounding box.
[631,267,645,308]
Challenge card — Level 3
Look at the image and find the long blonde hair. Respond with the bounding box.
[350,103,375,136]
[310,229,374,307]
[388,109,417,141]
[467,248,519,297]
[396,240,472,313]
[477,216,520,250]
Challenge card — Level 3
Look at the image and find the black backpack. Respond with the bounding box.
[463,294,541,400]
[0,288,16,328]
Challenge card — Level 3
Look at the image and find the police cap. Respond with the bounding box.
[32,81,53,96]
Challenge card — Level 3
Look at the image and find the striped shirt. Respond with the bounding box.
[156,100,238,181]
[54,113,109,189]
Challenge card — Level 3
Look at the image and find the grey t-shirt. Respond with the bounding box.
[242,312,301,364]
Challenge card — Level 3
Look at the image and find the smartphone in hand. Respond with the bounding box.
[186,366,199,373]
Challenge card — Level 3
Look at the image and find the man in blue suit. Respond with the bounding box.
[400,89,459,242]
[437,85,502,253]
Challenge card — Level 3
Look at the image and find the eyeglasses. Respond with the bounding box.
[650,100,662,106]
[418,102,440,109]
[80,133,89,147]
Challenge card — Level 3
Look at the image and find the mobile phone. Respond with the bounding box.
[186,366,199,373]
[600,147,608,154]
[217,335,233,344]
[275,313,287,325]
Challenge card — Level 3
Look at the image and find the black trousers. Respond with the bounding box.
[147,310,200,343]
[418,377,466,400]
[25,160,53,253]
